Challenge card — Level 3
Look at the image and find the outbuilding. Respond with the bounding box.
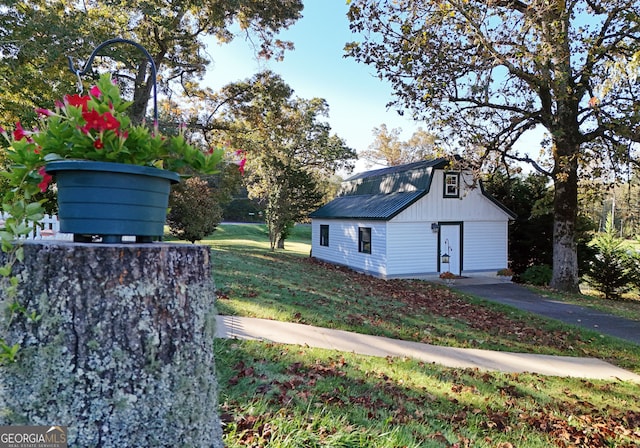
[309,158,516,279]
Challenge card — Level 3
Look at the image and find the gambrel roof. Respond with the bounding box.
[309,158,516,220]
[310,159,450,220]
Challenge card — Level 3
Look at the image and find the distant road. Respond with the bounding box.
[220,221,264,225]
[221,222,310,226]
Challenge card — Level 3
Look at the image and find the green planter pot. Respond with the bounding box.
[45,161,180,243]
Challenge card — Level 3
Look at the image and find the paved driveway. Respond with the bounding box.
[452,282,640,345]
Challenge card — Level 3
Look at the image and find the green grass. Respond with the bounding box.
[217,341,640,447]
[207,225,640,368]
[205,224,640,447]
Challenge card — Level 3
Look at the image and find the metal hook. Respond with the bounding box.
[75,70,84,94]
[68,38,158,123]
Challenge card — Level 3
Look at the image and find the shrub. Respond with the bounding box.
[520,264,553,286]
[585,214,637,300]
[632,250,640,291]
[167,177,222,243]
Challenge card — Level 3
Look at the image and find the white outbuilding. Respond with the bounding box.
[309,158,516,279]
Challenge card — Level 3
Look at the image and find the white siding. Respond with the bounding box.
[311,219,388,277]
[463,221,508,272]
[392,171,508,223]
[386,222,439,276]
[311,169,513,278]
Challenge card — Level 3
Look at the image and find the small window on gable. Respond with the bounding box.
[444,172,460,198]
[320,225,329,247]
[358,227,371,254]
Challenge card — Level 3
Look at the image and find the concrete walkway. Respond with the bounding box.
[215,315,640,382]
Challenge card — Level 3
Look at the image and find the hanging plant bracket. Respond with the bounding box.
[67,38,158,123]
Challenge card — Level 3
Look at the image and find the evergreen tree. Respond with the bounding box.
[585,214,637,300]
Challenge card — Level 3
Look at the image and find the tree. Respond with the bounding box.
[594,174,640,237]
[167,176,223,243]
[0,0,303,126]
[484,172,554,275]
[361,124,441,166]
[346,0,640,292]
[484,171,597,278]
[585,214,637,299]
[263,158,323,249]
[211,71,356,249]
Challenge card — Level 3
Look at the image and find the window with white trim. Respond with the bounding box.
[444,172,460,198]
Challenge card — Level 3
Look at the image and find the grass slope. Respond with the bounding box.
[204,224,640,447]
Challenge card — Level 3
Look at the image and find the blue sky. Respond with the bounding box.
[202,1,425,173]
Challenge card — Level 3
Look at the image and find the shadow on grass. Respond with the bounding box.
[216,339,640,448]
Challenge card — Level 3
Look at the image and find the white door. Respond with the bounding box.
[439,224,461,275]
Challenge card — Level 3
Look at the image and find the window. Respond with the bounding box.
[444,172,460,198]
[358,227,371,254]
[320,225,329,246]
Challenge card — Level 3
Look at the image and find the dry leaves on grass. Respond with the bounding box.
[221,349,640,447]
[305,258,580,350]
[219,257,639,447]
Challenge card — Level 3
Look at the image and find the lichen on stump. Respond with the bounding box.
[0,241,223,447]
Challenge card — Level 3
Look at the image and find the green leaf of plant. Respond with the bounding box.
[15,246,24,262]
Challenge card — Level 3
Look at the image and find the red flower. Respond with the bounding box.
[89,85,102,98]
[65,94,91,111]
[35,108,53,117]
[37,167,52,192]
[101,111,120,130]
[81,109,120,132]
[93,139,104,150]
[237,157,246,175]
[232,149,247,175]
[82,109,103,130]
[13,122,33,142]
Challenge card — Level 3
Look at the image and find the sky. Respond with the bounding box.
[201,1,427,174]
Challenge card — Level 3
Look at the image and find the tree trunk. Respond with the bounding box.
[266,214,281,251]
[550,143,581,293]
[0,241,223,447]
[539,4,582,294]
[130,60,153,125]
[269,229,278,250]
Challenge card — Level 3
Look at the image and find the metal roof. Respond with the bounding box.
[310,159,450,220]
[309,191,426,220]
[309,157,516,221]
[340,158,448,196]
[343,158,450,182]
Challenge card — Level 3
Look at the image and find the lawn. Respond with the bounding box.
[205,224,640,447]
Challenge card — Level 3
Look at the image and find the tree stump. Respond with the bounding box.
[0,241,223,447]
